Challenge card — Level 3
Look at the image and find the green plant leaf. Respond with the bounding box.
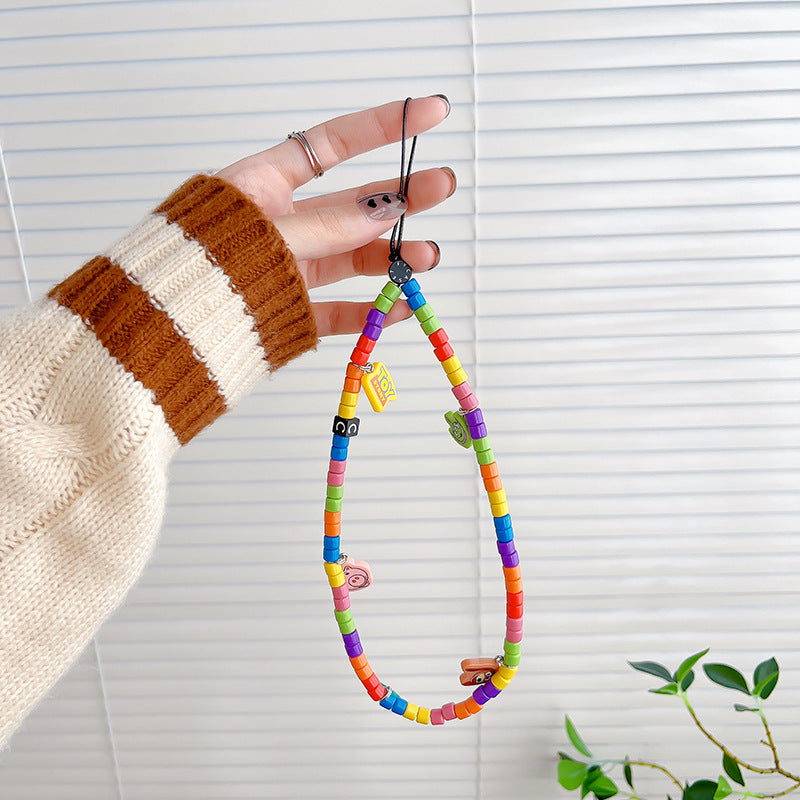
[582,766,601,799]
[753,657,779,700]
[559,756,589,790]
[703,664,750,695]
[650,683,679,695]
[674,648,710,682]
[733,704,758,712]
[722,753,744,787]
[623,758,633,789]
[583,771,618,800]
[713,776,732,800]
[681,670,695,691]
[629,660,674,683]
[682,779,718,800]
[566,716,593,758]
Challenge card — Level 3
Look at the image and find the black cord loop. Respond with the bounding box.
[388,98,418,264]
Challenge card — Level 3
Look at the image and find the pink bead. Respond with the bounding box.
[451,381,473,401]
[328,459,346,474]
[507,616,523,634]
[327,470,345,486]
[459,392,479,412]
[505,626,523,644]
[430,708,445,725]
[442,702,457,721]
[332,584,350,611]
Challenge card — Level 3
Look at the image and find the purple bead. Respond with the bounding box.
[363,322,383,341]
[367,308,387,327]
[343,631,360,649]
[472,685,490,705]
[483,681,501,698]
[469,422,488,440]
[502,550,520,568]
[345,641,363,658]
[497,540,516,557]
[464,408,484,427]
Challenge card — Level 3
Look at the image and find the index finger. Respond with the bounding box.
[271,95,451,188]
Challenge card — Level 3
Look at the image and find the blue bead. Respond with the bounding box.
[391,696,408,715]
[401,278,420,297]
[332,433,350,449]
[330,445,348,461]
[493,514,512,532]
[379,690,397,709]
[323,537,340,562]
[406,291,427,311]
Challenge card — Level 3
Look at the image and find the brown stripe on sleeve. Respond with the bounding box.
[155,175,318,370]
[49,256,227,445]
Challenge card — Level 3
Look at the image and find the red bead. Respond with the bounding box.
[434,343,455,362]
[428,328,449,348]
[356,334,376,354]
[367,682,388,701]
[350,347,369,366]
[506,590,524,619]
[363,673,382,692]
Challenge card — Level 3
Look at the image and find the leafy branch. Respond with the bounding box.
[557,651,797,800]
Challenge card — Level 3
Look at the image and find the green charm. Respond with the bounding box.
[445,410,472,448]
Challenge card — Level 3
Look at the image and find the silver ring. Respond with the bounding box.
[287,130,324,179]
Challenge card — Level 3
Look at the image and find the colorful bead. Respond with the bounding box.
[374,293,394,314]
[350,652,368,671]
[483,474,503,493]
[472,685,490,705]
[323,537,340,562]
[368,682,387,701]
[506,616,523,643]
[413,303,435,323]
[325,497,342,513]
[507,590,524,619]
[343,375,361,394]
[380,280,402,302]
[363,322,383,341]
[406,292,427,311]
[504,565,522,594]
[469,421,488,440]
[327,469,345,487]
[454,701,471,719]
[391,695,408,716]
[363,673,382,694]
[429,328,449,348]
[487,488,506,507]
[441,355,461,375]
[366,308,387,328]
[503,641,521,668]
[401,278,421,297]
[403,702,419,721]
[325,563,345,589]
[336,404,356,420]
[350,347,370,367]
[343,631,362,658]
[416,707,431,725]
[483,681,501,699]
[379,689,398,709]
[501,550,520,569]
[420,316,441,336]
[490,671,511,691]
[476,448,496,466]
[356,334,376,354]
[446,367,468,387]
[330,443,348,461]
[430,708,445,725]
[335,609,356,635]
[434,343,454,361]
[333,584,350,611]
[480,461,499,479]
[441,702,457,721]
[465,697,483,716]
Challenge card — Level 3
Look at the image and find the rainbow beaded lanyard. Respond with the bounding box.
[323,100,522,725]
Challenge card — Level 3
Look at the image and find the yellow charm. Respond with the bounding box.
[361,362,397,412]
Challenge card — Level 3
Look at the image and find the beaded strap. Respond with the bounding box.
[323,274,523,725]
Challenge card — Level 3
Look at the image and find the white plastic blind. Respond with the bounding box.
[1,2,799,799]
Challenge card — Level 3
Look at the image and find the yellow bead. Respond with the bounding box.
[324,562,345,588]
[447,367,468,387]
[497,664,517,682]
[491,500,509,518]
[340,390,359,407]
[441,355,461,375]
[487,488,506,507]
[337,403,356,419]
[403,702,419,721]
[415,706,431,725]
[491,672,511,690]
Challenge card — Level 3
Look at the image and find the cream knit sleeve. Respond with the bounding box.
[0,175,317,747]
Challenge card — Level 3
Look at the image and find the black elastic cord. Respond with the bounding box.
[389,98,418,263]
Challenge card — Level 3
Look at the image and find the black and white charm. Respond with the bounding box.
[388,258,412,286]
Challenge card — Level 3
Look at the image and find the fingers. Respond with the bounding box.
[314,300,412,338]
[274,166,454,261]
[258,96,449,189]
[305,239,440,290]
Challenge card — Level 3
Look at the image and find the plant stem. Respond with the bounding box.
[626,760,684,792]
[759,709,781,770]
[681,694,800,783]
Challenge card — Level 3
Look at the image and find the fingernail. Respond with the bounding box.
[426,241,441,269]
[431,93,451,118]
[357,191,407,222]
[440,166,457,198]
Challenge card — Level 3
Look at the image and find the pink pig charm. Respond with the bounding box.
[341,555,373,590]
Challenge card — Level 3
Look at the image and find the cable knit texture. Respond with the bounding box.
[0,175,317,747]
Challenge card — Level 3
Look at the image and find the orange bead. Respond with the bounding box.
[350,653,369,671]
[325,521,341,537]
[465,696,483,715]
[454,701,472,719]
[356,665,373,681]
[504,565,522,583]
[343,376,361,394]
[483,475,503,493]
[324,510,340,524]
[479,462,499,480]
[346,363,363,380]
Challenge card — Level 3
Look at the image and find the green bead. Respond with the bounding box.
[420,316,442,336]
[504,651,521,667]
[504,640,521,657]
[476,448,495,466]
[335,609,354,634]
[374,293,394,313]
[413,303,434,323]
[326,485,344,500]
[380,281,402,302]
[325,497,342,513]
[473,435,492,453]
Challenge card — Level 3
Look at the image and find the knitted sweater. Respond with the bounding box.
[0,175,318,747]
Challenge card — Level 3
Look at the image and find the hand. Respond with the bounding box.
[216,96,454,337]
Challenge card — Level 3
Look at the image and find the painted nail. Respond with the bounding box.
[431,94,451,118]
[426,241,441,269]
[357,191,407,222]
[440,166,457,197]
